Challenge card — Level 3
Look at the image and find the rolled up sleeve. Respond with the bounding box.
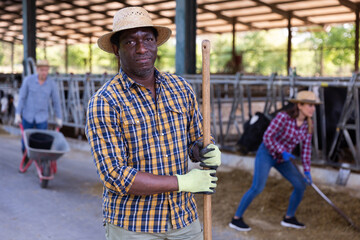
[263,112,286,158]
[85,94,137,195]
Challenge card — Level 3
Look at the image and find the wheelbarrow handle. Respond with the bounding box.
[19,123,25,141]
[20,123,60,132]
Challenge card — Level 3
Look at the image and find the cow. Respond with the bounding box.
[316,87,355,161]
[0,90,16,125]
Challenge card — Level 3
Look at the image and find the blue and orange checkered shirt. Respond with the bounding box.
[85,68,204,233]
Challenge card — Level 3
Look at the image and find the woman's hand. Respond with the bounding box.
[281,151,295,161]
[304,171,312,185]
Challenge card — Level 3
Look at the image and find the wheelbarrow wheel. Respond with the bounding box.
[41,161,50,188]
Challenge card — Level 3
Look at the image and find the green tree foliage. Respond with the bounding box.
[304,25,354,75]
[155,40,176,73]
[210,30,288,75]
[208,25,355,76]
[0,24,357,77]
[0,41,23,73]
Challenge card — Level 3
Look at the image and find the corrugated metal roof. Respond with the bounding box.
[0,0,359,45]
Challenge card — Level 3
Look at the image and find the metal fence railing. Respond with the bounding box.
[1,71,360,170]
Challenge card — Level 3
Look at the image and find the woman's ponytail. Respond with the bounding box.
[307,117,313,134]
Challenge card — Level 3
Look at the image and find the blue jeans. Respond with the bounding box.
[234,143,307,218]
[21,119,48,152]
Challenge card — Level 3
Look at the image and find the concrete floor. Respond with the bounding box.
[1,125,359,240]
[0,133,104,240]
[0,128,250,240]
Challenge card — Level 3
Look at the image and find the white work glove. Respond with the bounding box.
[176,169,217,194]
[199,144,221,170]
[55,118,63,128]
[14,114,22,125]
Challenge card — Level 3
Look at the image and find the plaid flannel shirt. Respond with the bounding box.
[263,112,312,172]
[85,68,204,233]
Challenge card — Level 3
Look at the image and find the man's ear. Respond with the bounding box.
[112,44,119,56]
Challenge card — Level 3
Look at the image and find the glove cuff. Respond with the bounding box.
[175,174,183,192]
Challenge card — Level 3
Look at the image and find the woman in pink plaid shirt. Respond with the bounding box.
[229,91,321,232]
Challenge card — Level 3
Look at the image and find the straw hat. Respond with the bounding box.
[289,91,321,104]
[36,59,50,67]
[97,7,172,53]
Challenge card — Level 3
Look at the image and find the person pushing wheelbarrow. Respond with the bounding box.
[15,59,67,188]
[15,59,63,164]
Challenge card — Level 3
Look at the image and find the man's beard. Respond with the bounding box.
[132,67,153,78]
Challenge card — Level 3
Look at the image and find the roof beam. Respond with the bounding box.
[338,0,358,11]
[198,5,259,30]
[252,0,318,26]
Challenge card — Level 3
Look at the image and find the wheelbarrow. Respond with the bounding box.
[19,124,70,188]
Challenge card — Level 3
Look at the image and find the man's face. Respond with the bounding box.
[37,66,49,81]
[117,27,157,79]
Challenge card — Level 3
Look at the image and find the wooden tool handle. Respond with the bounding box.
[202,39,212,240]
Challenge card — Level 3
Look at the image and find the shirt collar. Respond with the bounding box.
[118,67,166,89]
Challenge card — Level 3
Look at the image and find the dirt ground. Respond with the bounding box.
[195,167,360,240]
[86,164,360,239]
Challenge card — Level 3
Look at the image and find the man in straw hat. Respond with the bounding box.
[229,90,321,232]
[85,7,221,239]
[15,59,62,158]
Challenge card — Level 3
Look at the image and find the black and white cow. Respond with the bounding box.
[0,90,16,124]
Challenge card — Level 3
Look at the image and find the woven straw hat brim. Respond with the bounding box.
[288,90,322,104]
[36,60,50,67]
[289,99,321,104]
[97,25,171,53]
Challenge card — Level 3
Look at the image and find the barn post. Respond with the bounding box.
[43,39,47,60]
[89,35,92,73]
[65,37,68,74]
[355,7,359,72]
[22,0,36,76]
[287,12,292,75]
[232,17,236,63]
[175,0,197,74]
[11,39,14,74]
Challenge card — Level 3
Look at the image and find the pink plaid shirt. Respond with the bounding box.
[263,112,312,172]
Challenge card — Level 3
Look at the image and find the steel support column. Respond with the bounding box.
[89,36,92,73]
[43,40,47,60]
[232,17,236,60]
[11,40,14,74]
[22,0,36,75]
[65,38,68,74]
[287,12,292,75]
[355,8,359,72]
[175,0,197,74]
